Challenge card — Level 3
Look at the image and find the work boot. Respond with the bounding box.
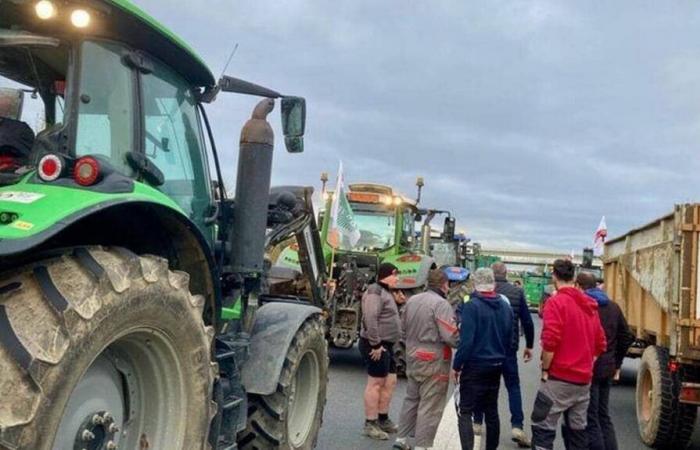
[511,427,531,448]
[378,417,399,434]
[363,420,389,440]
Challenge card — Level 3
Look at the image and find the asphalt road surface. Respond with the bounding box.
[318,315,700,450]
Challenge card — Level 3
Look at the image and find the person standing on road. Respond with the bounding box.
[473,262,535,447]
[393,269,459,450]
[577,272,634,450]
[531,259,607,450]
[453,268,514,450]
[359,262,402,440]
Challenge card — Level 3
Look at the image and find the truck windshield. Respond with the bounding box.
[350,209,396,252]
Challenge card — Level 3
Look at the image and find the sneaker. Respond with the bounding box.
[511,427,531,448]
[363,421,389,440]
[392,439,411,450]
[378,418,399,434]
[473,423,483,436]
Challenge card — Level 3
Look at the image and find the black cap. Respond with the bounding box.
[0,118,35,158]
[377,262,398,283]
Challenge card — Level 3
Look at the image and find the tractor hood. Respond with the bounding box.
[0,174,183,255]
[383,253,435,289]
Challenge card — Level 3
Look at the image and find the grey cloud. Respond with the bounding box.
[139,0,700,250]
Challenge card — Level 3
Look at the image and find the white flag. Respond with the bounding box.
[593,216,607,256]
[327,162,361,249]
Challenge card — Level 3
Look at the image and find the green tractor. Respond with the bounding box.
[275,180,435,349]
[0,2,328,449]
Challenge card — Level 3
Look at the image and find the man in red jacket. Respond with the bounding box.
[531,259,606,450]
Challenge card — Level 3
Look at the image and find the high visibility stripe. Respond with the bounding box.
[437,317,458,334]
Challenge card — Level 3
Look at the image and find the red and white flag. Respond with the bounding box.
[593,216,607,256]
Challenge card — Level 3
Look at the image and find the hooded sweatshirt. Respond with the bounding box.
[541,286,607,384]
[585,287,635,380]
[453,291,513,371]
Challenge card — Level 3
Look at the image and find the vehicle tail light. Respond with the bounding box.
[73,156,100,186]
[680,382,700,405]
[37,154,63,181]
[669,360,680,373]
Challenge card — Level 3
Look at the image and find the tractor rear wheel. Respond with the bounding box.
[0,247,215,450]
[239,316,328,449]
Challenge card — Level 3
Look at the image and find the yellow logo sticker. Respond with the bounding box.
[10,220,34,231]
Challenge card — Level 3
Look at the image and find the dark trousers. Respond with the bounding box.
[458,365,502,450]
[586,377,617,450]
[474,351,524,428]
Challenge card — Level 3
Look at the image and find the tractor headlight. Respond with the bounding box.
[71,9,91,28]
[35,0,56,20]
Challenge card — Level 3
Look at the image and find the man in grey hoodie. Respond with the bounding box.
[359,262,402,440]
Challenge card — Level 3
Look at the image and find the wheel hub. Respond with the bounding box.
[74,411,119,450]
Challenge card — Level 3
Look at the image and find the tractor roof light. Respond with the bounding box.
[35,0,57,20]
[393,196,402,206]
[37,154,64,181]
[382,196,393,206]
[71,9,91,28]
[74,156,100,186]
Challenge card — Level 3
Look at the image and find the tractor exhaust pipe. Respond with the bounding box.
[230,99,275,328]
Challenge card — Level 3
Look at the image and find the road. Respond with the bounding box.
[318,315,700,450]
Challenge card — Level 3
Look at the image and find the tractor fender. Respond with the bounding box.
[241,301,322,395]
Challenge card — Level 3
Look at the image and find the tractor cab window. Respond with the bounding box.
[0,33,69,170]
[141,59,211,225]
[350,208,396,252]
[75,41,134,175]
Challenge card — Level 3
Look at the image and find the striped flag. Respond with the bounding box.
[327,162,361,249]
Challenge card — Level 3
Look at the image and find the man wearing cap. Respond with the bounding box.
[444,266,472,309]
[453,268,514,450]
[393,269,459,450]
[359,262,402,440]
[473,262,535,447]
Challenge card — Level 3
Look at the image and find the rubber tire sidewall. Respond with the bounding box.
[241,316,328,450]
[0,250,213,450]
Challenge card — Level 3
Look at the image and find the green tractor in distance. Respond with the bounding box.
[0,2,328,449]
[275,179,435,349]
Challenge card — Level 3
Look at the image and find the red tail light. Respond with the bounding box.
[37,154,63,181]
[74,156,100,186]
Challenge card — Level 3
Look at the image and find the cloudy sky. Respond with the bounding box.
[139,0,700,251]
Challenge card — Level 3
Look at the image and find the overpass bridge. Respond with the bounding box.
[480,248,602,271]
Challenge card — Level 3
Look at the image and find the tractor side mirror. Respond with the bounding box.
[414,214,422,222]
[0,88,25,120]
[281,96,306,153]
[442,216,456,242]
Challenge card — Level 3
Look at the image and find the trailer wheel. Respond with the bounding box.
[636,346,695,449]
[0,247,215,450]
[240,316,328,449]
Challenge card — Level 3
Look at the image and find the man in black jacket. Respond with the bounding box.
[577,272,634,450]
[473,262,535,447]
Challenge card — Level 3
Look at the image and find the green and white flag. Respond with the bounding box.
[327,162,360,249]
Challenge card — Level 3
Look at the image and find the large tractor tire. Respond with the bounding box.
[239,316,328,450]
[0,247,215,450]
[636,346,697,449]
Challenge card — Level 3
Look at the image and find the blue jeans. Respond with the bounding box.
[474,352,524,428]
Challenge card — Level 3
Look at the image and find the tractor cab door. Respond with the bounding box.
[141,58,213,239]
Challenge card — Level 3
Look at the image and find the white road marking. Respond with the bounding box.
[433,392,483,450]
